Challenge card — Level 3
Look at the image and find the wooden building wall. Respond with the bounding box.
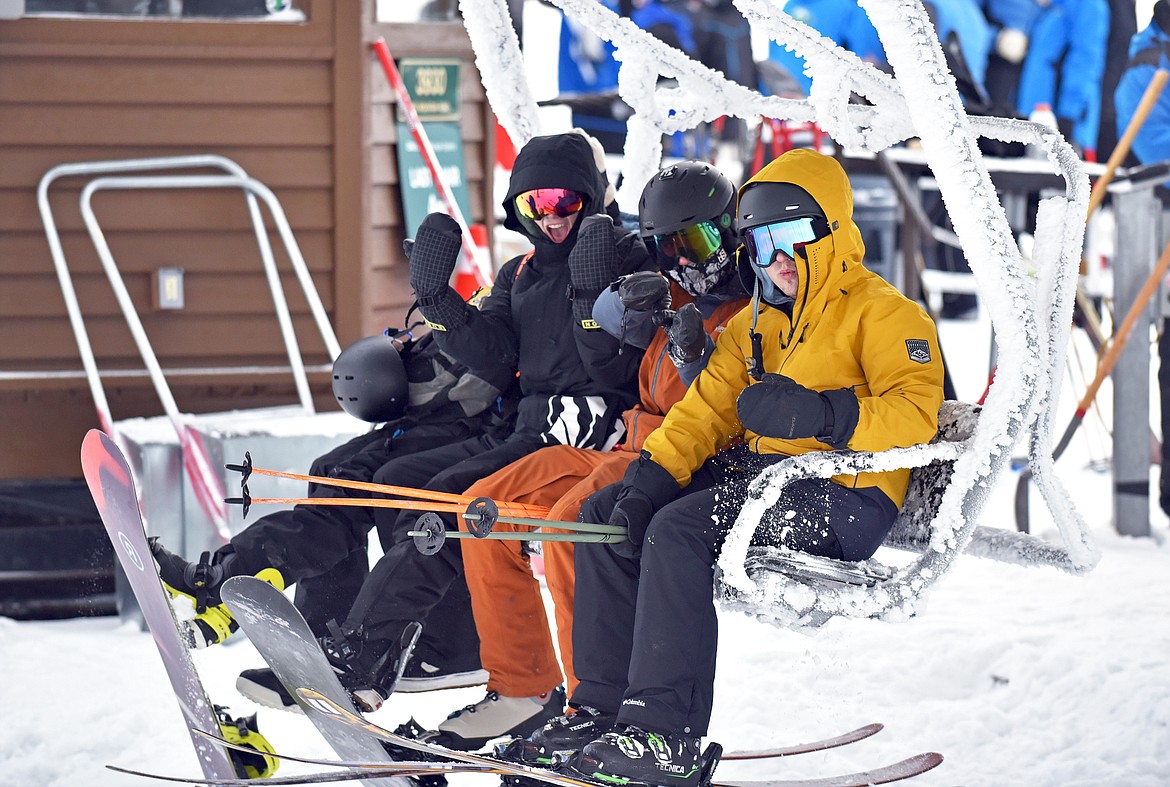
[0,2,496,478]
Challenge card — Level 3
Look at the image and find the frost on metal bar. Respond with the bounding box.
[457,0,1098,627]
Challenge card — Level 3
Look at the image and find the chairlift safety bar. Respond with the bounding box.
[37,155,342,543]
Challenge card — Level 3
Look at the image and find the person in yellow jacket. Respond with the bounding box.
[525,148,945,787]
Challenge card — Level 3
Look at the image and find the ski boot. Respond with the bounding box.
[568,726,704,787]
[320,619,423,712]
[497,704,618,767]
[433,686,565,751]
[150,538,284,648]
[236,667,300,713]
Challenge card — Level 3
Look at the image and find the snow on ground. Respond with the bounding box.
[3,312,1170,787]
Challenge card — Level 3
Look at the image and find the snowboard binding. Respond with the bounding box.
[215,706,279,779]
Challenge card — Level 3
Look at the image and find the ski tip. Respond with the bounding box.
[80,428,110,465]
[920,751,944,767]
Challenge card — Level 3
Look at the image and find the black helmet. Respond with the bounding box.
[737,181,829,234]
[737,181,830,305]
[331,335,408,423]
[638,161,738,297]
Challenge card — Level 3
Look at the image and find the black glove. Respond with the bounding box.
[736,374,858,448]
[568,214,621,328]
[665,302,706,365]
[607,453,681,560]
[617,271,672,313]
[408,213,468,331]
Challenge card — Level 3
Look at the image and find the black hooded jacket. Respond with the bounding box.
[430,133,653,446]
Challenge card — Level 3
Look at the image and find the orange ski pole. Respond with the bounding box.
[230,495,549,521]
[225,452,550,517]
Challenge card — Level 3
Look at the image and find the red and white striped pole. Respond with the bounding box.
[373,37,493,290]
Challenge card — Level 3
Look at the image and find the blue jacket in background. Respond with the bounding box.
[980,0,1044,32]
[766,0,989,99]
[1114,15,1170,164]
[766,0,886,95]
[558,2,622,95]
[931,0,994,89]
[1014,0,1110,153]
[557,0,696,146]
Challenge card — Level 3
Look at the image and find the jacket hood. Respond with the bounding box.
[502,133,609,239]
[737,149,865,308]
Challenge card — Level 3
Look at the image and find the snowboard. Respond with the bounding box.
[220,575,413,787]
[80,428,239,781]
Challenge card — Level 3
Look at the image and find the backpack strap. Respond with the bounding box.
[514,250,536,282]
[1127,40,1170,69]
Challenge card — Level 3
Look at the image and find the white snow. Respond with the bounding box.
[4,313,1169,787]
[5,2,1170,785]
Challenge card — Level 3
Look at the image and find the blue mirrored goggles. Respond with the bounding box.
[742,217,820,268]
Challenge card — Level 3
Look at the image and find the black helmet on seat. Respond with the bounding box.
[331,335,408,423]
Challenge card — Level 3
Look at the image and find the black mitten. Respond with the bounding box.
[568,214,621,328]
[736,374,857,448]
[608,453,681,560]
[617,271,672,313]
[665,302,706,365]
[408,212,468,330]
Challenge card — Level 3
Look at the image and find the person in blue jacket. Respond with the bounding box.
[1114,0,1170,166]
[984,0,1110,158]
[766,0,887,96]
[556,0,697,154]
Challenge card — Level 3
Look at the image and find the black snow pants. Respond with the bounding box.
[225,418,482,641]
[570,445,896,737]
[339,432,547,645]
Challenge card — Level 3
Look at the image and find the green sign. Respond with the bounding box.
[396,121,473,236]
[395,58,472,236]
[397,59,461,122]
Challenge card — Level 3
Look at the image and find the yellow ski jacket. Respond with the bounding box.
[641,149,945,507]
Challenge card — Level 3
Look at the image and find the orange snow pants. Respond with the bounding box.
[461,445,637,698]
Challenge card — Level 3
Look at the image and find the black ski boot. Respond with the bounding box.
[150,539,284,648]
[236,667,300,713]
[572,726,704,787]
[320,619,423,712]
[497,704,618,766]
[150,538,240,610]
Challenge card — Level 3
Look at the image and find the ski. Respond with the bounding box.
[721,723,883,759]
[186,722,885,772]
[219,576,414,787]
[81,429,240,781]
[106,761,497,786]
[104,762,470,785]
[296,688,943,787]
[195,726,505,771]
[108,752,942,787]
